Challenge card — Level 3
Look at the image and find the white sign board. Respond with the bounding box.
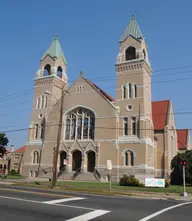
[107,160,112,170]
[145,178,165,188]
[64,159,68,165]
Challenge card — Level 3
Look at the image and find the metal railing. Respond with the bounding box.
[94,168,101,181]
[57,167,66,179]
[71,168,81,180]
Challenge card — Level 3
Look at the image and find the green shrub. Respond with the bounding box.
[119,175,143,187]
[165,178,170,188]
[9,169,18,175]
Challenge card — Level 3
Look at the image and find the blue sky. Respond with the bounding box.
[0,0,192,150]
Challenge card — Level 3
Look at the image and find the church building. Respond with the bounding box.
[22,16,191,182]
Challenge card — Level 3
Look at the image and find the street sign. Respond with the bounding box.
[107,160,112,170]
[64,159,68,165]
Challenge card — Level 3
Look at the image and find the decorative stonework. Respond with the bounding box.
[51,66,57,75]
[116,61,143,73]
[85,141,97,153]
[35,78,53,86]
[59,142,68,153]
[70,140,84,153]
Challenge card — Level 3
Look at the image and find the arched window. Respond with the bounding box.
[57,66,63,78]
[43,64,51,76]
[33,151,40,164]
[35,124,39,139]
[37,97,41,109]
[122,85,126,99]
[41,96,45,108]
[4,165,6,170]
[45,96,48,108]
[129,83,132,98]
[134,84,137,98]
[143,49,146,59]
[0,164,2,169]
[125,150,134,166]
[125,47,136,61]
[65,107,95,140]
[40,118,46,140]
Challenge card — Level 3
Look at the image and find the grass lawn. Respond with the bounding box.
[21,180,192,194]
[0,174,24,180]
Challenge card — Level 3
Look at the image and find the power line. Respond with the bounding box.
[70,69,192,84]
[0,100,32,109]
[1,98,192,119]
[1,64,192,101]
[0,89,33,101]
[1,74,192,107]
[0,108,31,117]
[2,123,192,134]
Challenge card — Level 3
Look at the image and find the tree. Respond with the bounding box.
[0,132,9,157]
[171,150,192,185]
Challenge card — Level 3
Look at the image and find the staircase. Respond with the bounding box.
[37,167,102,182]
[57,170,101,181]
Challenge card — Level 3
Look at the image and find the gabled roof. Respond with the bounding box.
[119,15,143,43]
[177,129,188,149]
[15,145,26,153]
[82,76,115,102]
[41,36,67,64]
[152,100,169,130]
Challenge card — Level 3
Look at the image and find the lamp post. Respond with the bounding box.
[180,160,188,197]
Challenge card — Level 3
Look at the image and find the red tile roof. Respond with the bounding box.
[85,79,115,102]
[152,100,169,130]
[15,145,26,153]
[177,129,188,149]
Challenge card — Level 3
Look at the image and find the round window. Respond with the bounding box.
[126,105,132,111]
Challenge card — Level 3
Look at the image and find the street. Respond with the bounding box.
[0,185,191,221]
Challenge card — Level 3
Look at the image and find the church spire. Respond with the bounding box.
[119,15,143,43]
[41,36,67,64]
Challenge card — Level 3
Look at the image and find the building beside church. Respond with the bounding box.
[21,16,191,182]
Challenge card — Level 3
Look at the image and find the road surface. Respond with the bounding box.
[0,185,191,220]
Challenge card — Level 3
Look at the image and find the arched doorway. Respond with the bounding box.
[72,150,82,171]
[60,151,67,170]
[87,151,96,172]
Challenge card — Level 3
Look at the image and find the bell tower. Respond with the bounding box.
[27,36,68,145]
[115,15,154,146]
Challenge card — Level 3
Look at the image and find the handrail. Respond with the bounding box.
[94,168,101,181]
[38,166,52,175]
[57,167,66,179]
[71,167,81,180]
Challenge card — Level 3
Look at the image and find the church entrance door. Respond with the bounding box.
[72,150,82,171]
[87,151,96,172]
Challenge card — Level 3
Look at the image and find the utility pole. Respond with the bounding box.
[51,85,65,188]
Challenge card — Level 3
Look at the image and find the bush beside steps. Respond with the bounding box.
[119,175,144,187]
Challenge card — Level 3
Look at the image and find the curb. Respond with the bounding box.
[5,182,191,202]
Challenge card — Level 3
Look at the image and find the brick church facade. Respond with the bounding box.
[20,16,191,182]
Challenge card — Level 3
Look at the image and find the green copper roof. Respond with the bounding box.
[41,36,67,64]
[120,15,143,43]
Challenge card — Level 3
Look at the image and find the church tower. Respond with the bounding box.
[27,36,68,148]
[115,16,154,176]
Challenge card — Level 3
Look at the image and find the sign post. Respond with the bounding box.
[107,160,112,192]
[62,159,68,188]
[180,160,188,197]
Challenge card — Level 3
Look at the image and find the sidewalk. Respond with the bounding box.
[0,178,191,201]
